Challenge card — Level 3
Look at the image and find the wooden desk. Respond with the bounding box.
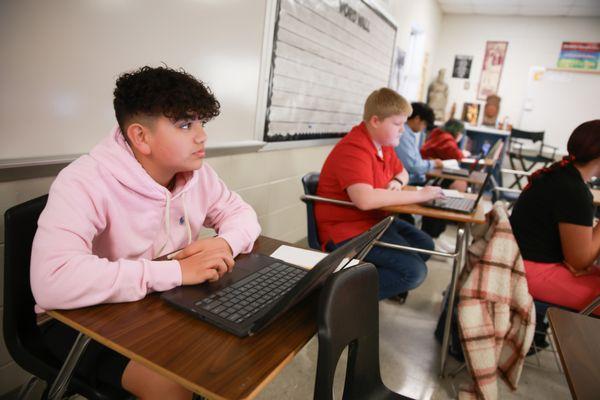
[426,169,488,186]
[592,188,600,206]
[547,308,600,400]
[48,237,318,400]
[381,186,488,376]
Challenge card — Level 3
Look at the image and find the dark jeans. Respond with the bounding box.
[326,217,434,300]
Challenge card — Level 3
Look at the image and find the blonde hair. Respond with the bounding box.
[363,88,412,122]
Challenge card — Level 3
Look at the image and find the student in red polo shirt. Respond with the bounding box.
[316,88,444,300]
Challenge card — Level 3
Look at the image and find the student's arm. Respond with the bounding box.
[448,144,465,160]
[397,139,436,176]
[387,169,410,191]
[347,183,443,210]
[440,136,465,160]
[399,135,444,175]
[559,222,600,272]
[200,164,261,256]
[30,173,184,311]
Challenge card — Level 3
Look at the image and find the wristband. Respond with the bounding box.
[393,177,405,186]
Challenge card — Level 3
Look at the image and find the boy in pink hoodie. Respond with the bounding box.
[31,66,261,399]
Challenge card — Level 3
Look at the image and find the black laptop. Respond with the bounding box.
[161,217,393,337]
[441,152,484,177]
[441,140,503,177]
[422,171,491,214]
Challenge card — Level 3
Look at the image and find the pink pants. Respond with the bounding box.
[524,260,600,316]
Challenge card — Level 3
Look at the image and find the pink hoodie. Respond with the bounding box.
[31,126,261,312]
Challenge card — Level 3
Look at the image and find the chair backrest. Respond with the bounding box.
[510,128,545,143]
[4,195,131,400]
[314,263,407,400]
[301,172,322,250]
[3,195,56,379]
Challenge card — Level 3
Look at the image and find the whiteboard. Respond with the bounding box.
[520,67,600,154]
[264,0,396,142]
[0,0,268,161]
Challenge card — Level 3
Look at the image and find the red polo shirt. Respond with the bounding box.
[315,122,403,249]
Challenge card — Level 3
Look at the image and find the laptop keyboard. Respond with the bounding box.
[195,262,307,324]
[434,196,475,212]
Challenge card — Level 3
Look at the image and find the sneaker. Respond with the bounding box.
[435,237,456,253]
[391,292,408,304]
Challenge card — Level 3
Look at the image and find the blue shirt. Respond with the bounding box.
[395,123,434,184]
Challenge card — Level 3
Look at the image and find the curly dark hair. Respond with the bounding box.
[113,65,220,133]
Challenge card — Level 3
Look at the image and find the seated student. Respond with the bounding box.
[395,102,443,185]
[510,120,600,317]
[30,66,261,400]
[315,88,444,301]
[420,118,468,162]
[417,118,472,245]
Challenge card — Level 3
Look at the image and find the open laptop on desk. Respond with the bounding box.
[422,171,491,214]
[441,153,483,177]
[441,140,503,177]
[161,216,393,337]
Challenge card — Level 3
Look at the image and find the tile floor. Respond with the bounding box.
[255,227,571,400]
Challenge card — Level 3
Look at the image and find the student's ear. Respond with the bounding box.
[369,115,381,128]
[126,123,152,155]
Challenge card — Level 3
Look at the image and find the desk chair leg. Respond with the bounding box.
[47,333,91,400]
[16,376,40,400]
[440,226,466,377]
[580,296,600,316]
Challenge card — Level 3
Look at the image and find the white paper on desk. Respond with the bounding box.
[270,245,360,272]
[441,159,459,168]
[415,186,460,197]
[462,157,484,165]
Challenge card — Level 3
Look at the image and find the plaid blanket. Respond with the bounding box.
[457,203,535,400]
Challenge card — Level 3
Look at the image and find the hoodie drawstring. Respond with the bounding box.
[182,192,192,245]
[154,191,193,259]
[155,194,172,258]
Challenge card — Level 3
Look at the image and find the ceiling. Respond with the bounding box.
[436,0,600,17]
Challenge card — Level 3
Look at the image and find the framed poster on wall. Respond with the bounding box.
[477,41,508,100]
[557,42,599,70]
[452,55,472,79]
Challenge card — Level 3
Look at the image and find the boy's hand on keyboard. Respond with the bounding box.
[179,249,235,285]
[419,186,445,201]
[174,238,233,264]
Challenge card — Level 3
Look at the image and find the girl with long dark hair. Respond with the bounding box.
[510,120,600,314]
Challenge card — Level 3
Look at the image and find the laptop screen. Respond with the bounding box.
[251,216,393,333]
[472,171,492,207]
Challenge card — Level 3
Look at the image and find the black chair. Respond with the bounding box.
[3,195,127,400]
[508,128,558,190]
[489,169,528,209]
[301,172,322,250]
[314,263,413,400]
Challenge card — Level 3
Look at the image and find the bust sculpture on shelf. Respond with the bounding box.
[482,94,501,127]
[427,69,449,122]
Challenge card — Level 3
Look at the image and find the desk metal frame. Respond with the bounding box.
[300,194,472,376]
